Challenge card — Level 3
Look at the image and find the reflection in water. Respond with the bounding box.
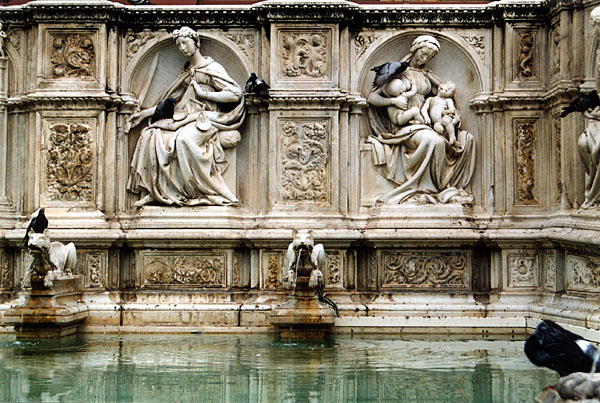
[0,334,556,402]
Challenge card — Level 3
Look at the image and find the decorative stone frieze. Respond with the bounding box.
[263,252,282,289]
[353,32,377,60]
[140,251,227,288]
[0,250,10,290]
[515,119,537,204]
[566,254,600,293]
[461,34,485,62]
[50,34,95,78]
[223,33,255,62]
[516,32,535,80]
[279,29,330,81]
[44,122,95,204]
[507,253,538,288]
[79,250,107,290]
[280,120,330,203]
[380,250,471,290]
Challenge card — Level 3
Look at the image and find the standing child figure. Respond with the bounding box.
[421,81,460,147]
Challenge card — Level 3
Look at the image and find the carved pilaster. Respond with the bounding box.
[516,31,535,80]
[0,249,11,290]
[263,251,282,289]
[325,251,343,289]
[515,120,537,204]
[553,115,562,202]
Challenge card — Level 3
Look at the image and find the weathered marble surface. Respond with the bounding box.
[0,0,599,334]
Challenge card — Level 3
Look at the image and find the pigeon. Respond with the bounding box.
[126,0,151,5]
[150,97,176,123]
[560,90,600,118]
[371,61,410,89]
[245,73,270,98]
[23,208,48,247]
[524,320,600,377]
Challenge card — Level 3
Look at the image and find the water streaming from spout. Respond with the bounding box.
[294,248,302,290]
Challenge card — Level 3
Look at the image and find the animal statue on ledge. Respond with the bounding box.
[281,229,338,316]
[21,229,77,290]
[525,319,600,377]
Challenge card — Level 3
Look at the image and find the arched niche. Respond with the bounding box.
[358,31,485,137]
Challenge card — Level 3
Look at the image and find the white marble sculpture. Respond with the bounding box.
[282,229,326,290]
[0,22,6,59]
[366,35,475,205]
[21,230,77,289]
[125,26,246,207]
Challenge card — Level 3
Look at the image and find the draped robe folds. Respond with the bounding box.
[367,67,476,204]
[128,57,246,206]
[578,118,600,209]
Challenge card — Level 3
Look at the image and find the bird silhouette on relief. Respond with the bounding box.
[245,73,270,98]
[150,98,176,123]
[23,208,48,247]
[370,61,410,89]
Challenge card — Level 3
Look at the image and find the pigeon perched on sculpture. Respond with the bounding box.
[150,97,176,123]
[370,61,410,89]
[244,73,270,98]
[560,90,600,117]
[23,208,48,247]
[524,320,600,377]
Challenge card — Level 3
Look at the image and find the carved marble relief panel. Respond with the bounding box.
[138,251,227,289]
[272,24,336,88]
[40,26,104,89]
[551,26,560,77]
[566,253,600,293]
[41,119,96,206]
[0,249,11,290]
[278,118,331,204]
[78,250,108,290]
[553,115,562,202]
[379,250,471,290]
[514,30,538,81]
[543,250,557,291]
[514,119,538,205]
[261,251,283,289]
[125,29,161,63]
[325,250,343,289]
[506,251,539,289]
[354,32,378,60]
[461,34,486,63]
[223,33,256,63]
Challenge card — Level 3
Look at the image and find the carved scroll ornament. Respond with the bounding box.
[281,32,328,79]
[50,35,95,78]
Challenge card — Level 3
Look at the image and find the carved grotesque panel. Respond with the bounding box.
[50,34,95,78]
[44,121,95,204]
[0,249,10,290]
[141,251,226,288]
[325,251,343,289]
[280,120,330,203]
[516,31,535,80]
[507,253,538,288]
[380,250,471,290]
[543,250,557,291]
[263,251,282,289]
[566,254,600,293]
[79,250,107,289]
[514,120,537,204]
[125,29,161,62]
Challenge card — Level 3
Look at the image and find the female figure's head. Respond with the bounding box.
[405,35,440,68]
[173,27,201,58]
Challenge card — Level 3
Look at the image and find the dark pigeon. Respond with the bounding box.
[371,61,410,89]
[524,320,600,377]
[23,208,48,247]
[126,0,151,5]
[245,73,270,98]
[150,97,176,123]
[561,90,600,118]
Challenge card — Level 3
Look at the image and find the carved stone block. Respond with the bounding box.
[41,119,97,206]
[514,30,538,81]
[138,251,227,289]
[566,253,600,293]
[506,252,539,289]
[0,249,11,290]
[272,25,337,89]
[78,250,107,290]
[262,251,283,289]
[380,250,471,290]
[513,119,538,205]
[543,250,558,291]
[324,250,343,289]
[277,118,332,204]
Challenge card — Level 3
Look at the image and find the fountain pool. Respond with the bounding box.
[0,333,555,402]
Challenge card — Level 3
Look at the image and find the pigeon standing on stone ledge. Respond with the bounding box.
[560,90,600,117]
[245,73,270,98]
[23,208,48,247]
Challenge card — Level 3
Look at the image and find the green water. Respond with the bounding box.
[0,333,555,402]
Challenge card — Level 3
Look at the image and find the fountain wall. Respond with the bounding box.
[0,0,599,337]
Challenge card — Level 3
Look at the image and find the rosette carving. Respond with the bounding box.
[46,123,93,202]
[50,35,95,78]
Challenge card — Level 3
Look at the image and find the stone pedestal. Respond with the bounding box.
[3,275,88,338]
[270,291,336,339]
